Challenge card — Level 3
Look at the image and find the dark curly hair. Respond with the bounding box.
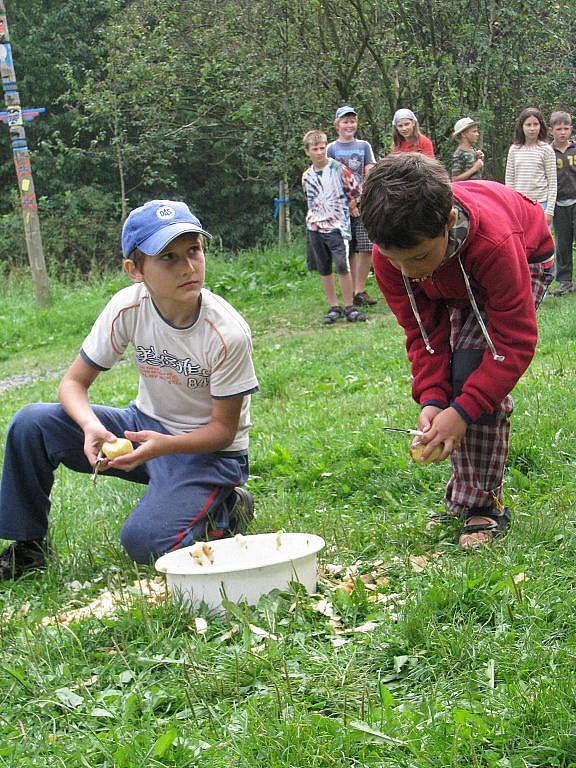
[360,153,453,248]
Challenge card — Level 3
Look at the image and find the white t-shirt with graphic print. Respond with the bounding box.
[81,283,258,452]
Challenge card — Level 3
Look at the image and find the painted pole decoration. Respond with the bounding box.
[0,106,45,123]
[0,0,50,307]
[277,177,291,245]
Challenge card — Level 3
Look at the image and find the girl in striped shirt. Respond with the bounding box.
[505,107,556,225]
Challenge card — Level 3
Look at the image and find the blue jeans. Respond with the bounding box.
[0,403,249,563]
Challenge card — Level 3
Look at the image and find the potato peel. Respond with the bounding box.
[189,542,214,566]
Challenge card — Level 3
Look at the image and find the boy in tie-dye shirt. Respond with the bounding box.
[302,130,366,325]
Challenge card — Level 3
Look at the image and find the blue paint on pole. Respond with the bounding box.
[0,41,12,67]
[273,197,290,219]
[0,106,45,123]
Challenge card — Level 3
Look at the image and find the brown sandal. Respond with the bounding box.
[459,506,510,549]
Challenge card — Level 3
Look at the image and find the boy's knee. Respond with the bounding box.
[10,403,47,430]
[119,516,160,565]
[8,403,56,444]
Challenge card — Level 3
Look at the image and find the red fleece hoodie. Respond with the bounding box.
[372,181,554,423]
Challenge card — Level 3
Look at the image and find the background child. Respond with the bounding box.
[327,106,378,307]
[550,110,576,296]
[451,117,484,181]
[391,109,435,157]
[302,130,366,325]
[0,200,259,579]
[505,107,557,225]
[361,154,554,549]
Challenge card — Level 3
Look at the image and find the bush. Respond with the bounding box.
[0,187,121,277]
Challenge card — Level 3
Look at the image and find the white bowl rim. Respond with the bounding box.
[155,532,325,576]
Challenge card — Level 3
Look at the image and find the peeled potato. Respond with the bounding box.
[101,438,133,459]
[410,442,443,464]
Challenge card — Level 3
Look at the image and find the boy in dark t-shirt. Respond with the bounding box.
[550,110,576,296]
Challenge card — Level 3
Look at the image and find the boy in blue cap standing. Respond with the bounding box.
[327,105,378,307]
[0,200,259,578]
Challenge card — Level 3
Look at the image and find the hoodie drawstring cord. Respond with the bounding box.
[402,260,505,362]
[403,275,435,354]
[457,256,505,362]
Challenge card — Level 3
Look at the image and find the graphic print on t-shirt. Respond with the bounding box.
[135,344,210,389]
[326,139,375,186]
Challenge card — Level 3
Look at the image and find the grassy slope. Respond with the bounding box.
[0,246,575,767]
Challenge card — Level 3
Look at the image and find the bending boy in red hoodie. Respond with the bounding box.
[361,154,554,548]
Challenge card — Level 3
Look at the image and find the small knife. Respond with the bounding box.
[91,449,105,485]
[382,427,425,437]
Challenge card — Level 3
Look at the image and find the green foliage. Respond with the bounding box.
[2,0,574,258]
[0,187,121,273]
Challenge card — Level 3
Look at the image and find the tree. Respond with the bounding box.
[1,0,574,263]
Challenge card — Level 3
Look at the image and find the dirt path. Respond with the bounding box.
[0,309,391,395]
[0,368,66,394]
[0,354,137,395]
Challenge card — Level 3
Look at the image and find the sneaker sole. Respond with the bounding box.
[0,542,48,581]
[229,488,255,534]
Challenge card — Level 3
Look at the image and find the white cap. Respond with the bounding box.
[392,108,418,126]
[453,117,478,138]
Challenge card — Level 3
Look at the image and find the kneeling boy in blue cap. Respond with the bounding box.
[0,200,259,578]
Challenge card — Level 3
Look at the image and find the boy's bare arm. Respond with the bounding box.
[349,199,360,216]
[110,396,245,472]
[58,355,117,465]
[452,158,483,182]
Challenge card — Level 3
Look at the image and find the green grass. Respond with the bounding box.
[1,245,576,766]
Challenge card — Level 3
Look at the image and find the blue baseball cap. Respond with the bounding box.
[121,200,212,259]
[335,105,357,119]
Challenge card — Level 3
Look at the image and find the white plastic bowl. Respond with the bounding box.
[155,532,325,613]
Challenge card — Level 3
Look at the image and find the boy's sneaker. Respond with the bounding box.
[353,291,377,306]
[0,539,48,581]
[344,306,367,323]
[552,281,574,296]
[228,488,255,535]
[323,306,343,325]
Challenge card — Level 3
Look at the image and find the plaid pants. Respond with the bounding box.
[444,262,553,514]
